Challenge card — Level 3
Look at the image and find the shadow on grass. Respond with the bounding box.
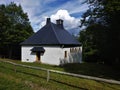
[0,65,88,90]
[17,70,88,90]
[60,63,120,81]
[98,80,120,90]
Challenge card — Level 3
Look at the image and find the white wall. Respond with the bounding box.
[41,47,70,65]
[21,46,82,65]
[60,47,82,65]
[21,46,36,62]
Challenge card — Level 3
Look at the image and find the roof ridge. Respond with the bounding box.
[50,23,61,44]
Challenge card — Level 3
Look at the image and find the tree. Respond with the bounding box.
[0,2,34,59]
[79,0,120,64]
[79,24,108,62]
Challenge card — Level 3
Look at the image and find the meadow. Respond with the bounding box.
[0,59,120,90]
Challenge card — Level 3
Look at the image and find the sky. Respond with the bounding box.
[0,0,89,35]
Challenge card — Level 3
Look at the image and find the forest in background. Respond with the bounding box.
[79,0,120,65]
[0,2,34,59]
[0,0,120,66]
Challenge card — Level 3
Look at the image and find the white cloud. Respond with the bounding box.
[53,0,88,15]
[29,0,88,33]
[51,10,80,29]
[69,3,89,14]
[18,0,88,32]
[0,0,88,34]
[37,9,80,35]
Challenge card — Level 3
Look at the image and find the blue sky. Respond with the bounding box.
[0,0,89,35]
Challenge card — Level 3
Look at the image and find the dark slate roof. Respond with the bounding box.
[21,18,81,47]
[31,47,45,52]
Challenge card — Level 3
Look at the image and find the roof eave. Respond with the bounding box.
[21,43,81,47]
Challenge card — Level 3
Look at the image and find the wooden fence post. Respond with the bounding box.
[47,70,50,82]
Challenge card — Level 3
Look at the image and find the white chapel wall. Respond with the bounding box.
[41,47,70,65]
[21,46,36,62]
[21,46,82,65]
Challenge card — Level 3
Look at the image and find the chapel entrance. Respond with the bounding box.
[31,47,45,62]
[36,52,41,61]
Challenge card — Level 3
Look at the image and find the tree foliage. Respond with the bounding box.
[80,24,108,62]
[0,2,34,59]
[79,0,120,64]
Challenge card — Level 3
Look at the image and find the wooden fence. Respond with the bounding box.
[0,60,120,85]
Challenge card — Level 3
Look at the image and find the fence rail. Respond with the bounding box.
[0,60,120,85]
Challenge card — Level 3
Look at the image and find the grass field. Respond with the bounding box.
[0,59,120,90]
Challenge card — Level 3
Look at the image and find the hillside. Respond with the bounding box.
[0,59,120,90]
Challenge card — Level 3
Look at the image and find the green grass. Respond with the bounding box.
[0,59,120,90]
[2,58,120,80]
[62,63,120,80]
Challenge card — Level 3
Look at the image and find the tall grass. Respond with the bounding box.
[0,59,120,90]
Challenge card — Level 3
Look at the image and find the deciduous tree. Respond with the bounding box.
[79,0,120,64]
[0,2,34,59]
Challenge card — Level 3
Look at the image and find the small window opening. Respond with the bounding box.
[64,51,67,58]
